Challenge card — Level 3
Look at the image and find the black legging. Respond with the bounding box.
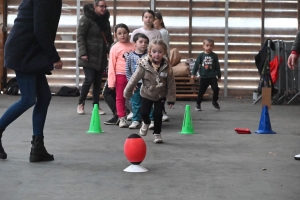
[140,97,165,134]
[79,67,103,105]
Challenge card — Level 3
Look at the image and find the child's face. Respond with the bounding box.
[149,44,165,63]
[203,41,214,53]
[142,12,154,27]
[135,37,148,53]
[153,17,162,29]
[115,28,129,43]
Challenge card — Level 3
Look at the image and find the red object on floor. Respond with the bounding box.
[235,128,251,134]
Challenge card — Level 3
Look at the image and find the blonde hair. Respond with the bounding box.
[148,39,169,62]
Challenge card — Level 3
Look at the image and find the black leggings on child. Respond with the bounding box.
[140,97,165,134]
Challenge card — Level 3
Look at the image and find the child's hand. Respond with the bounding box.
[191,75,195,79]
[167,102,174,108]
[218,78,221,82]
[133,86,138,92]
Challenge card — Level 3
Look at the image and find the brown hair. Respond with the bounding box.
[154,11,166,28]
[203,37,214,45]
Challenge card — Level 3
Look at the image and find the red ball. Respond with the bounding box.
[124,134,147,165]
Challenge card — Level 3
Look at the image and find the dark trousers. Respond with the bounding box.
[197,77,219,104]
[0,71,51,136]
[102,80,116,115]
[140,97,165,134]
[79,67,103,105]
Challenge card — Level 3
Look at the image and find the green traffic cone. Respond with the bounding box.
[87,104,104,134]
[179,105,196,134]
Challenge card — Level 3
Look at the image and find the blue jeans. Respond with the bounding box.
[0,71,52,136]
[130,84,153,122]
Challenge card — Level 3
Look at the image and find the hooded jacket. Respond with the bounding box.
[124,55,176,104]
[77,4,113,71]
[4,0,62,73]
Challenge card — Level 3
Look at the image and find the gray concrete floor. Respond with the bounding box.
[0,94,299,200]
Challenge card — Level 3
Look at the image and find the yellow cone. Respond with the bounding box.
[87,104,104,134]
[179,105,196,134]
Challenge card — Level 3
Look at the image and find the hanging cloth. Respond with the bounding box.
[269,55,283,85]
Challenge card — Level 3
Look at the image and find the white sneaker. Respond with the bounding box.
[162,113,169,122]
[139,122,149,136]
[149,121,154,130]
[77,103,85,115]
[98,108,106,115]
[153,134,163,143]
[119,117,128,128]
[295,154,300,160]
[127,112,133,121]
[129,121,140,129]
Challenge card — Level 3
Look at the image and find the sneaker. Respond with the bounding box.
[212,101,220,110]
[119,117,128,128]
[162,112,169,122]
[139,122,149,136]
[104,115,119,125]
[149,121,154,130]
[153,134,163,143]
[127,112,133,121]
[129,121,140,129]
[99,108,106,115]
[195,104,201,111]
[295,154,300,160]
[77,103,85,114]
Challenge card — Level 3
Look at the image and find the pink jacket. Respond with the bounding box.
[108,42,135,88]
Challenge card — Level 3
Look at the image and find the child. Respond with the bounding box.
[108,23,135,128]
[125,33,152,129]
[130,10,162,43]
[153,11,170,56]
[191,38,221,111]
[153,11,170,121]
[124,39,176,143]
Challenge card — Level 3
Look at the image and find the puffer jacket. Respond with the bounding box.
[124,56,176,104]
[77,4,113,71]
[291,29,300,53]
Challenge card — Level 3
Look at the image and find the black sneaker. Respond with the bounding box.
[104,115,119,125]
[195,104,201,111]
[212,101,220,110]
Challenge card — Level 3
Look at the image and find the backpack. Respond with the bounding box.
[57,86,80,96]
[6,77,19,95]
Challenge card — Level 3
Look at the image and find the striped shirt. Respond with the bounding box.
[125,51,147,83]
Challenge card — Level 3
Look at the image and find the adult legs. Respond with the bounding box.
[78,68,96,104]
[91,69,103,106]
[0,71,37,129]
[32,73,52,136]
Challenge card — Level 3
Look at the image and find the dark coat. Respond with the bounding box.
[291,29,300,53]
[4,0,62,73]
[77,4,113,71]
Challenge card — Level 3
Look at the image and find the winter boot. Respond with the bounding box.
[29,135,54,162]
[0,129,7,159]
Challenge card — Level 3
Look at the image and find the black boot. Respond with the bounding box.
[0,129,7,159]
[29,135,54,162]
